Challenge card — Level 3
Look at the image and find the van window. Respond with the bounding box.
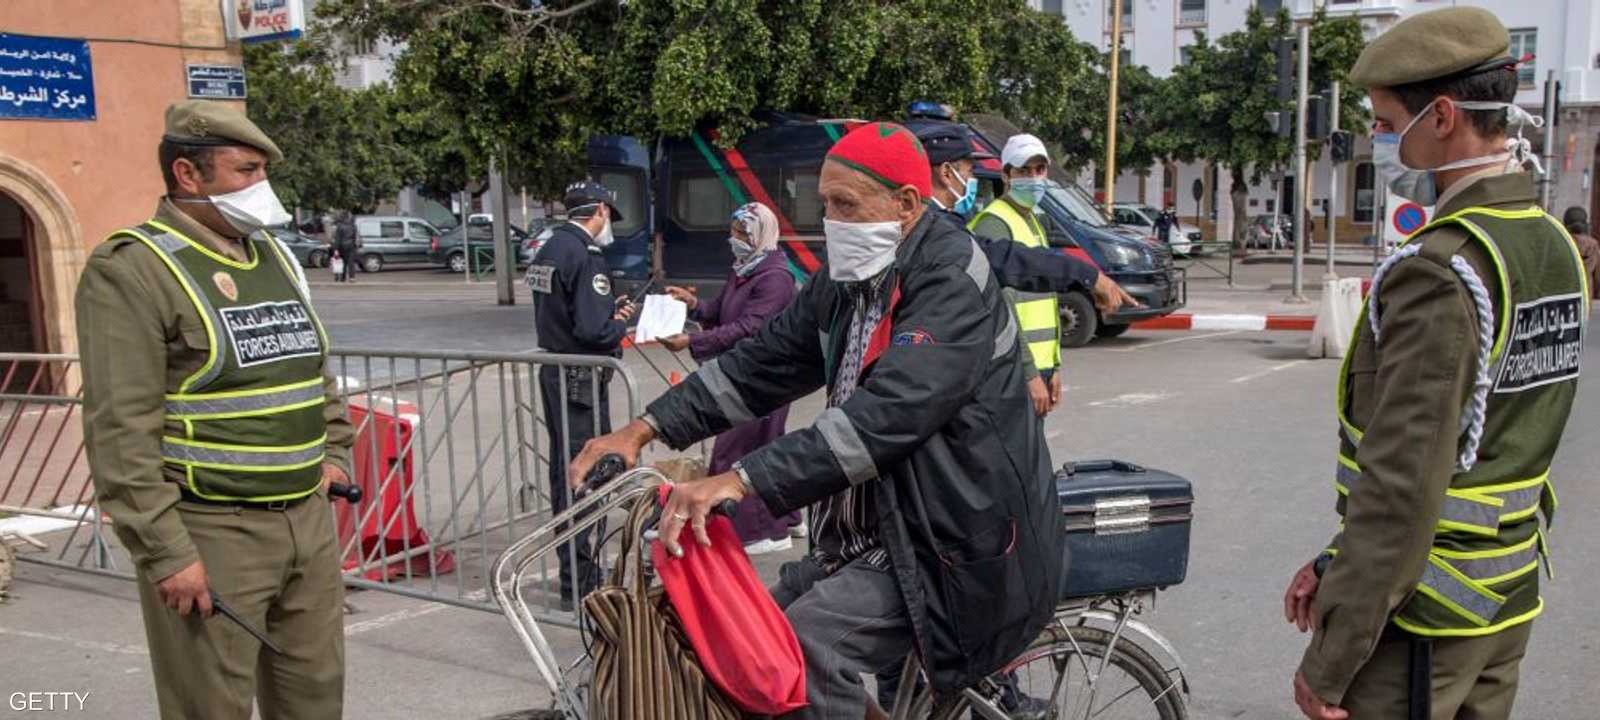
[672,174,739,230]
[360,220,404,239]
[782,167,824,232]
[594,169,646,236]
[407,222,434,242]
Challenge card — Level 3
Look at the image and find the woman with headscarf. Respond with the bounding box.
[660,202,801,554]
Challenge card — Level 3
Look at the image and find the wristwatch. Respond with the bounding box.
[731,461,756,496]
[1312,552,1333,579]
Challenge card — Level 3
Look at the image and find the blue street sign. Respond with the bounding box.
[1393,202,1427,236]
[187,64,248,100]
[0,33,95,121]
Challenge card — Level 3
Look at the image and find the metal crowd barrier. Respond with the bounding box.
[0,349,650,620]
[0,354,120,579]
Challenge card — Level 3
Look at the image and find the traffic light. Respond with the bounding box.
[1274,37,1294,103]
[1306,96,1328,139]
[1265,111,1292,138]
[1330,130,1353,164]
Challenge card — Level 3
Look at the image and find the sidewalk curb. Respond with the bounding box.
[1132,313,1317,332]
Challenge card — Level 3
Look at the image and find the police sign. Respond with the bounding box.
[186,64,247,100]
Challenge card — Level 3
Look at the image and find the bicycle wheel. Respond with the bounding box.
[945,625,1185,720]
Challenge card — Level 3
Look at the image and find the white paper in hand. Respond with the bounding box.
[635,294,687,344]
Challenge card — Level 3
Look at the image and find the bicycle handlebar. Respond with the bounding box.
[584,453,737,518]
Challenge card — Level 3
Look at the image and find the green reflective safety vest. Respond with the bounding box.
[970,200,1061,371]
[112,220,331,502]
[1334,205,1589,637]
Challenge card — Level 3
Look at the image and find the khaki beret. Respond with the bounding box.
[162,100,283,163]
[1349,7,1512,89]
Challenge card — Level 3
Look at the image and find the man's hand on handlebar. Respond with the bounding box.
[657,472,747,558]
[568,418,656,491]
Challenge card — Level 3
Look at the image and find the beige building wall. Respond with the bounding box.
[0,0,243,355]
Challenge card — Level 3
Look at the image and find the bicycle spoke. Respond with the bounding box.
[1090,681,1149,719]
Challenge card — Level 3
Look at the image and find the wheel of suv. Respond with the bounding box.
[1097,322,1132,338]
[448,251,467,274]
[361,254,384,273]
[307,249,328,268]
[1060,291,1098,348]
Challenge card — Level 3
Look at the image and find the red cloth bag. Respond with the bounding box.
[651,485,807,714]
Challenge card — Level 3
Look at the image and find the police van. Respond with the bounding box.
[589,104,1184,346]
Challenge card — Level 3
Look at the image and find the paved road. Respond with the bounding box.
[4,273,1596,719]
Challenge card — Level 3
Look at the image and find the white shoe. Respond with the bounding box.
[788,523,808,539]
[743,537,793,556]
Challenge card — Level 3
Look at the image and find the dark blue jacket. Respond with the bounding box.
[529,223,626,355]
[647,209,1062,692]
[935,207,1100,294]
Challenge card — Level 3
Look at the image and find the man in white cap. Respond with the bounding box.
[970,134,1063,417]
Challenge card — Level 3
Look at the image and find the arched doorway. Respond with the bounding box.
[0,153,82,363]
[0,191,42,355]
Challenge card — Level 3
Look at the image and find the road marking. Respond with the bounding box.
[344,589,488,637]
[1086,391,1176,408]
[0,626,148,655]
[1107,330,1242,353]
[1193,314,1269,331]
[1230,360,1311,384]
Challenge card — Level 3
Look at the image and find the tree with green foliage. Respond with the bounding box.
[1160,7,1368,246]
[315,0,1107,202]
[242,42,418,217]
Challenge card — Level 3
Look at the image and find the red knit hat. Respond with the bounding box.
[824,121,932,199]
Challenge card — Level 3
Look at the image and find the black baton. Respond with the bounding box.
[1407,635,1433,720]
[208,591,284,655]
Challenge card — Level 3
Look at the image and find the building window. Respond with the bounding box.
[1106,0,1132,30]
[348,33,375,57]
[1043,0,1064,14]
[1508,29,1536,87]
[1256,0,1282,14]
[1179,0,1206,25]
[1179,46,1195,66]
[1353,161,1375,223]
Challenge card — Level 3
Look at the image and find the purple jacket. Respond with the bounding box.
[688,252,796,362]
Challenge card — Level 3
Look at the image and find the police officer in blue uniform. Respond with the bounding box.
[528,180,635,608]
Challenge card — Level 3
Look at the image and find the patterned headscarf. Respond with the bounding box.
[732,202,780,276]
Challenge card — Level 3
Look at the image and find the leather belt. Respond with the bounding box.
[177,486,311,511]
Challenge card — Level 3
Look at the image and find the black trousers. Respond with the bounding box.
[537,365,611,599]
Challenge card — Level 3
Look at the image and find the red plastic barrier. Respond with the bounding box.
[337,398,455,581]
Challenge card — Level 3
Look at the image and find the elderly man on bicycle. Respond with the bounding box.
[570,121,1062,717]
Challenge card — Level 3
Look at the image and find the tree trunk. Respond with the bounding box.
[1230,165,1250,250]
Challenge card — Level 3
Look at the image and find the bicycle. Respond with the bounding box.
[491,463,1190,719]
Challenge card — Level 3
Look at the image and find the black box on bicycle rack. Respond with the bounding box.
[1056,459,1193,599]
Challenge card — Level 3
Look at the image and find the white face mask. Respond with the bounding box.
[203,179,292,235]
[1373,98,1544,205]
[728,235,755,260]
[591,215,615,249]
[824,217,900,282]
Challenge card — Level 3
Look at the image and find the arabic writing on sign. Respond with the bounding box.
[0,33,94,121]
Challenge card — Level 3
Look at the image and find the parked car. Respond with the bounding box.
[1035,182,1185,344]
[266,228,331,269]
[353,215,444,272]
[521,222,555,267]
[1110,203,1204,256]
[587,104,1184,346]
[428,217,542,273]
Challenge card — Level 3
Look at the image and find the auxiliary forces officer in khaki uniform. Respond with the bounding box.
[1282,9,1589,720]
[76,101,355,719]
